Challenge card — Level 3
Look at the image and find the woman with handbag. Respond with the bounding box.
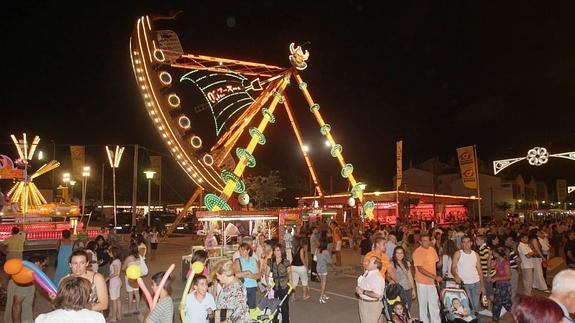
[214,260,250,323]
[266,244,293,323]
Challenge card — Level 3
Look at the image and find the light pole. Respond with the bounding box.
[63,173,70,203]
[144,170,156,228]
[69,180,76,200]
[80,166,90,224]
[106,146,125,229]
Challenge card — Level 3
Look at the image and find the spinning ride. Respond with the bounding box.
[129,15,375,232]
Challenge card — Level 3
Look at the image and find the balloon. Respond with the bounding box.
[238,193,250,206]
[13,267,34,285]
[33,273,57,299]
[181,262,204,323]
[4,258,23,275]
[126,264,141,280]
[22,260,57,294]
[137,278,153,309]
[191,261,205,275]
[151,264,175,311]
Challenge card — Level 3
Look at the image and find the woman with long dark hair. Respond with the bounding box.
[290,237,310,300]
[389,246,416,312]
[265,244,293,322]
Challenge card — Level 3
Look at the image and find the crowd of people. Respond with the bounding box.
[1,227,170,323]
[0,215,573,323]
[354,218,575,323]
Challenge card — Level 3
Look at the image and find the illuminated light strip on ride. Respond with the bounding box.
[293,72,375,218]
[212,79,284,168]
[216,74,291,206]
[135,19,208,188]
[297,190,480,200]
[134,17,223,192]
[282,96,324,197]
[293,74,359,189]
[135,18,223,190]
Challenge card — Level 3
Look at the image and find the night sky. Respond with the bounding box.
[3,1,575,203]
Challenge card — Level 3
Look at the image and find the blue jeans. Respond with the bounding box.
[463,281,481,313]
[246,287,257,309]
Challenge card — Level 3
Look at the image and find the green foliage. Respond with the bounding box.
[244,170,285,208]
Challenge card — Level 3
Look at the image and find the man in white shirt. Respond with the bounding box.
[452,235,487,316]
[356,256,385,323]
[517,233,535,295]
[549,269,575,323]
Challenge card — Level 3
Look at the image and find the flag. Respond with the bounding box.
[457,146,478,189]
[69,146,85,180]
[556,179,567,202]
[149,155,162,185]
[396,140,403,189]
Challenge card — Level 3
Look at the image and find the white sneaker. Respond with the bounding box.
[500,307,507,317]
[478,309,493,317]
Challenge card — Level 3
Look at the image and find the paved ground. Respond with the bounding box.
[1,236,566,322]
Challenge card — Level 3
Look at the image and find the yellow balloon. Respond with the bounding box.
[191,261,205,275]
[126,265,141,280]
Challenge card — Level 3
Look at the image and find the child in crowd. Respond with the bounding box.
[146,271,174,323]
[184,274,216,323]
[316,242,331,303]
[391,303,416,323]
[106,247,122,322]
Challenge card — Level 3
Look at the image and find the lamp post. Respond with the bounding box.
[80,166,90,225]
[144,170,156,227]
[63,173,70,203]
[106,146,125,229]
[69,180,76,200]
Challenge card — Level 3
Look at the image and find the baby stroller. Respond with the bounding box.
[250,284,293,323]
[383,283,418,323]
[439,280,478,323]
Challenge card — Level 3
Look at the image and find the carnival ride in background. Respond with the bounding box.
[0,134,102,242]
[130,14,375,236]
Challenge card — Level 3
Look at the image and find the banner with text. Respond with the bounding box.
[69,146,85,180]
[556,179,567,202]
[396,140,403,189]
[457,146,478,189]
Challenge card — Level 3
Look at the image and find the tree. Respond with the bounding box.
[244,170,285,208]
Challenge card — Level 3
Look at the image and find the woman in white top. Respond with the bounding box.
[440,240,457,279]
[35,276,105,322]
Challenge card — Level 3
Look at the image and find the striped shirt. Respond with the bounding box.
[508,249,519,270]
[479,244,495,277]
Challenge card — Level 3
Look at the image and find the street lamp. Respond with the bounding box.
[302,144,310,153]
[69,180,76,199]
[80,166,90,224]
[144,170,156,227]
[63,173,70,186]
[106,146,125,229]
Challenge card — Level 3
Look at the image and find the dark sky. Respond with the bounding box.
[3,1,575,201]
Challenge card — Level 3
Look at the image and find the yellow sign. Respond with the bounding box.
[396,140,403,189]
[457,146,477,189]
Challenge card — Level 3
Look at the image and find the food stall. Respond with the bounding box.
[181,210,279,281]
